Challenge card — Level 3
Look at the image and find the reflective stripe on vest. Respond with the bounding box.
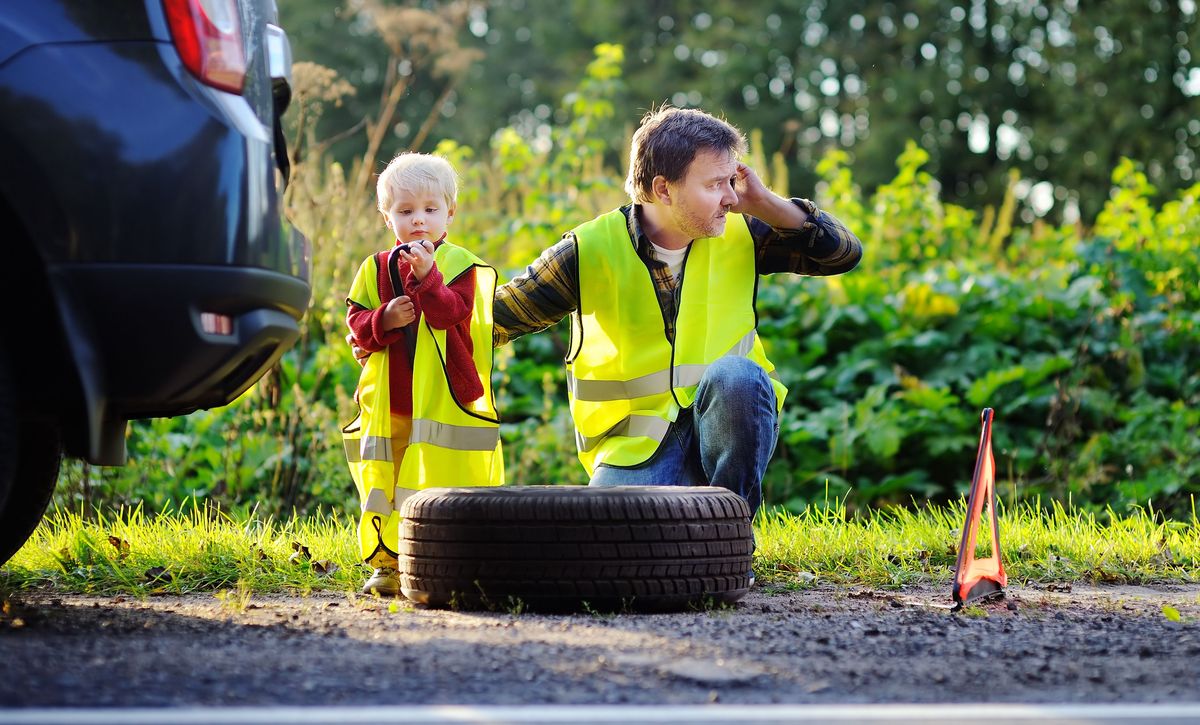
[361,486,420,516]
[344,421,500,461]
[575,413,670,453]
[566,329,758,402]
[344,435,391,463]
[567,209,786,474]
[410,418,501,451]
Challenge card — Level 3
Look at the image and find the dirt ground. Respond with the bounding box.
[1,582,1199,707]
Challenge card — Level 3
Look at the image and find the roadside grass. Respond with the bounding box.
[0,502,363,596]
[755,495,1200,589]
[2,496,1198,596]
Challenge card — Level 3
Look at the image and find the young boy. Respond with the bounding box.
[342,153,503,597]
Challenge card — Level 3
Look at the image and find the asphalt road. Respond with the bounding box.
[1,584,1198,719]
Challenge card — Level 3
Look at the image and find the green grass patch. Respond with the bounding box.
[0,502,364,596]
[756,495,1200,588]
[3,497,1199,596]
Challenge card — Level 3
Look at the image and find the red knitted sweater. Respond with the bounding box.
[346,243,483,416]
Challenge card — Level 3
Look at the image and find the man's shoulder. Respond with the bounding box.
[572,206,633,242]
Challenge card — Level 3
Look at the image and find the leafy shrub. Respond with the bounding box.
[56,48,1200,520]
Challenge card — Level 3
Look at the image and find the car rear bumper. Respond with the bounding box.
[48,262,311,419]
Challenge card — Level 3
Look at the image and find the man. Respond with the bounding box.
[494,105,862,519]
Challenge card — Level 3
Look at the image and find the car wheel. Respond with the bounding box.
[0,354,62,566]
[0,353,15,514]
[398,485,754,612]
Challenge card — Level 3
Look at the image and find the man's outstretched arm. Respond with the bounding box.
[493,235,580,347]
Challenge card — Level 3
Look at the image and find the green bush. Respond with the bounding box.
[57,47,1200,520]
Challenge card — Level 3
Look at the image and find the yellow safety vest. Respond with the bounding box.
[566,209,787,475]
[342,242,503,565]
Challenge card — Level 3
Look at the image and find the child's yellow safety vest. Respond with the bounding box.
[343,241,503,565]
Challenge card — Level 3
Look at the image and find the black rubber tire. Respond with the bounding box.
[0,353,15,515]
[0,421,61,565]
[398,485,754,612]
[0,354,63,566]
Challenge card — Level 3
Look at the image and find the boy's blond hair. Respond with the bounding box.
[376,153,458,214]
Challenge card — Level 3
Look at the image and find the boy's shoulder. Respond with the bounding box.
[437,239,486,265]
[356,248,394,267]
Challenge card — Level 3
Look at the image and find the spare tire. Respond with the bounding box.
[398,485,754,612]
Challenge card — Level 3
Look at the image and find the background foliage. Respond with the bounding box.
[283,0,1199,223]
[52,4,1200,521]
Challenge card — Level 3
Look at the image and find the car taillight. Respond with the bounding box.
[162,0,246,94]
[200,312,234,336]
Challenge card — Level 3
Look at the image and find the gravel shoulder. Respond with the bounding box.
[2,583,1199,707]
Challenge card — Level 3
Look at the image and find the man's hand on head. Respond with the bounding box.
[730,162,769,212]
[730,161,809,229]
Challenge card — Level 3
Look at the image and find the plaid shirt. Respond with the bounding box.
[493,199,862,346]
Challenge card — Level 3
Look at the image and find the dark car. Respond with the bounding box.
[0,0,311,563]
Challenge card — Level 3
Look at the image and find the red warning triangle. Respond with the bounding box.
[953,408,1007,606]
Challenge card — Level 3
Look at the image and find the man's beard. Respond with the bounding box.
[676,203,727,240]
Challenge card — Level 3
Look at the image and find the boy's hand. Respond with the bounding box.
[400,239,436,281]
[381,295,415,330]
[346,333,368,367]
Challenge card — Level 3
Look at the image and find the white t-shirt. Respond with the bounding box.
[649,241,689,283]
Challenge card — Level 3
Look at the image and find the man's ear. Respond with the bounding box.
[651,175,671,205]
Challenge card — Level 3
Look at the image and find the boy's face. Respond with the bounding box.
[383,188,455,246]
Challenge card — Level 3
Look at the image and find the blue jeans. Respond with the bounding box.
[588,356,779,519]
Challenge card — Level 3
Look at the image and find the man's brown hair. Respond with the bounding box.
[624,105,748,204]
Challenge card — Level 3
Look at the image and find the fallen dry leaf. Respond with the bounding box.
[313,560,340,576]
[144,567,171,585]
[108,536,131,559]
[288,542,311,565]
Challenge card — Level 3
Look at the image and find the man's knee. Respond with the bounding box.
[699,356,772,397]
